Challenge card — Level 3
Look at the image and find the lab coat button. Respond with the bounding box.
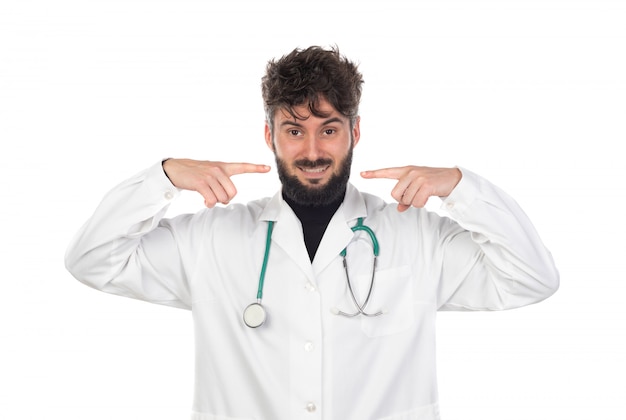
[304,341,314,352]
[305,282,316,292]
[305,402,316,412]
[164,191,174,200]
[445,201,455,209]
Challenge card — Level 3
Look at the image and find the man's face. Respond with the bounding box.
[265,98,360,206]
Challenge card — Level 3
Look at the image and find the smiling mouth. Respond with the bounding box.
[299,165,330,174]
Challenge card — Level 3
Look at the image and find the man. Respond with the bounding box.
[65,46,559,420]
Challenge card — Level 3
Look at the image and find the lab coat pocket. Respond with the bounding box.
[359,265,415,337]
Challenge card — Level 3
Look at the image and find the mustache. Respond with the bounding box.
[294,158,333,168]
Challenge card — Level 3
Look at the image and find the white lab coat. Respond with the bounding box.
[65,162,559,420]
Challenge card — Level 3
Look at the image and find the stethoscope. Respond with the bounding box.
[243,218,384,328]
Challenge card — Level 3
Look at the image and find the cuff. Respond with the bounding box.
[440,167,481,217]
[146,160,181,203]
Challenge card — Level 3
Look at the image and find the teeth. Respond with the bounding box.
[301,166,328,173]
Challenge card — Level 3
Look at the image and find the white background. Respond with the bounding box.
[1,0,625,418]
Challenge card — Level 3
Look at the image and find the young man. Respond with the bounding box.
[66,46,559,420]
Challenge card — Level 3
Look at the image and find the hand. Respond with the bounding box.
[162,159,271,207]
[361,166,462,212]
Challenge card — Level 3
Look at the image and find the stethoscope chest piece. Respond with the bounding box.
[243,302,266,328]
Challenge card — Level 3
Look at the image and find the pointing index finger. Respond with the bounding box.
[360,167,405,180]
[224,162,271,176]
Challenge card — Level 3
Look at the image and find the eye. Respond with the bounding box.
[323,128,336,136]
[289,129,302,136]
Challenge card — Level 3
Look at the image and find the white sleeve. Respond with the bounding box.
[436,168,559,310]
[65,161,192,309]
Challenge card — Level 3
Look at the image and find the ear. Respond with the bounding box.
[352,116,361,147]
[264,122,274,151]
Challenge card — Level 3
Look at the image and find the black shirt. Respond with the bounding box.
[283,194,344,262]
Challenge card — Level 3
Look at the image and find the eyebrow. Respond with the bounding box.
[279,117,344,128]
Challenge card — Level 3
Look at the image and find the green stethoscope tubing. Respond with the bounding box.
[256,220,274,300]
[340,217,379,257]
[337,217,383,318]
[243,217,383,328]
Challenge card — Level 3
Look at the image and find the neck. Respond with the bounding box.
[283,188,345,261]
[282,187,345,222]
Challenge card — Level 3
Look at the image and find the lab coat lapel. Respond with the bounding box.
[312,184,367,276]
[259,191,315,281]
[259,185,368,281]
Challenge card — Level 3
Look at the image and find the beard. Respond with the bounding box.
[275,147,353,207]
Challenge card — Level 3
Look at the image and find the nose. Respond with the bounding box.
[303,136,323,160]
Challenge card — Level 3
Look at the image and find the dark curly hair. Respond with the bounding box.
[262,46,364,134]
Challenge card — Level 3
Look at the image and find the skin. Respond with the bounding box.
[362,166,462,211]
[264,100,360,189]
[162,159,270,208]
[163,98,462,211]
